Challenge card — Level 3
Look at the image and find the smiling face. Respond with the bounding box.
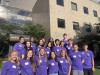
[26,41,31,47]
[73,45,78,51]
[11,51,18,61]
[61,50,66,57]
[48,42,52,47]
[20,37,24,44]
[51,52,56,59]
[27,50,33,59]
[40,48,45,56]
[39,40,44,46]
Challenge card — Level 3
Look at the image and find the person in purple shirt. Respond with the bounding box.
[45,41,52,58]
[82,44,95,75]
[66,39,74,55]
[57,50,71,75]
[60,41,66,50]
[69,44,84,75]
[36,39,45,56]
[48,51,59,75]
[1,50,19,75]
[20,49,35,75]
[13,36,25,59]
[30,36,36,53]
[25,41,32,52]
[62,33,68,48]
[53,39,62,57]
[35,47,47,75]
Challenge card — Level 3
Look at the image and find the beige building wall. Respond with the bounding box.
[32,0,50,40]
[49,0,100,40]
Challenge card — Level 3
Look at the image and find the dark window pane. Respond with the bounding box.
[18,10,26,16]
[0,0,1,4]
[73,22,79,30]
[85,24,91,32]
[83,7,89,14]
[93,10,98,17]
[58,18,65,28]
[71,2,77,11]
[57,0,64,6]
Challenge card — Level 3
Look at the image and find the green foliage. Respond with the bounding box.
[0,19,46,57]
[22,22,46,40]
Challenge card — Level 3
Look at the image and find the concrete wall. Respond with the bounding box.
[49,0,100,40]
[32,0,50,40]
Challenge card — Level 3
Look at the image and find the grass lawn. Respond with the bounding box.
[94,66,100,75]
[0,62,3,70]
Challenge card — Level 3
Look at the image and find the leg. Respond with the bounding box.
[83,69,88,75]
[72,70,78,75]
[78,70,84,75]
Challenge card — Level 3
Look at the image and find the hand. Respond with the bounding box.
[22,54,24,59]
[92,67,95,72]
[67,73,70,75]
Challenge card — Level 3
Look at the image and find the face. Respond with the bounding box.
[68,40,73,45]
[73,45,78,51]
[20,38,24,44]
[51,52,56,59]
[30,37,34,42]
[40,48,45,56]
[27,50,33,58]
[83,45,88,50]
[26,41,31,47]
[11,52,18,61]
[39,40,44,45]
[56,41,60,46]
[61,42,64,46]
[48,42,51,47]
[61,50,66,57]
[63,35,67,39]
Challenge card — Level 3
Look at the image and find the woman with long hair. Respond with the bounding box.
[48,51,59,75]
[35,47,47,75]
[20,49,35,75]
[1,50,19,75]
[57,50,71,75]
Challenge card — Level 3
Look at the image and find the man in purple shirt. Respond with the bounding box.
[53,39,62,57]
[69,44,84,75]
[13,36,25,58]
[82,44,95,75]
[62,33,68,48]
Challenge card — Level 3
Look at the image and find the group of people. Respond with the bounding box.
[1,33,95,75]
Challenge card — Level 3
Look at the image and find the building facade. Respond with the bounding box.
[32,0,100,40]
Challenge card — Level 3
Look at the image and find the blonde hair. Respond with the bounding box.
[38,47,47,66]
[8,50,20,65]
[60,49,70,64]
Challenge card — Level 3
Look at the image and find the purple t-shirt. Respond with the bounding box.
[57,57,71,75]
[53,46,62,57]
[48,59,59,74]
[45,47,51,58]
[66,45,74,55]
[35,56,47,75]
[70,51,83,70]
[13,42,25,57]
[31,42,36,53]
[20,59,34,75]
[1,61,19,75]
[82,50,94,69]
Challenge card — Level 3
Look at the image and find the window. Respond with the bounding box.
[85,24,91,32]
[57,0,64,6]
[73,22,79,30]
[93,10,98,17]
[58,18,65,28]
[83,7,89,14]
[71,2,77,11]
[0,0,1,4]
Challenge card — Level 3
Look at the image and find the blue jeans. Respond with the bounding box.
[72,70,84,75]
[49,73,58,75]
